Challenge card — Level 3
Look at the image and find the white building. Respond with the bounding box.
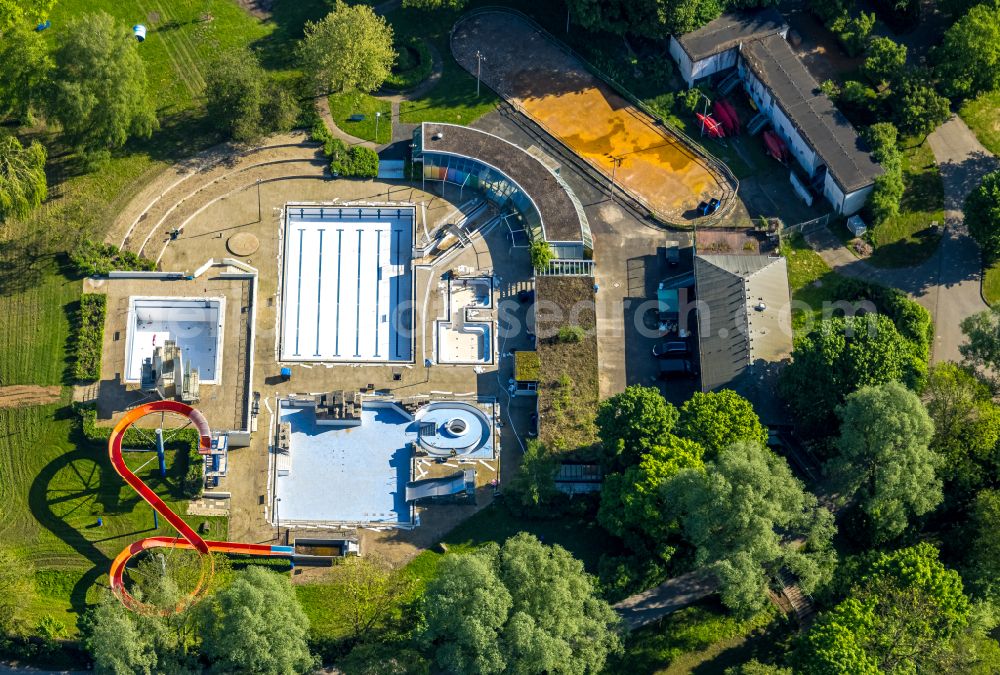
[668,9,787,88]
[738,35,882,215]
[668,10,882,216]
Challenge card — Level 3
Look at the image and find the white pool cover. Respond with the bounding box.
[280,205,414,362]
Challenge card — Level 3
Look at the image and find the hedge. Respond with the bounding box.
[78,404,204,499]
[69,239,157,277]
[73,294,106,381]
[384,37,433,91]
[310,121,379,178]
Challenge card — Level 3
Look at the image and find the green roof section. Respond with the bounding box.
[514,350,541,382]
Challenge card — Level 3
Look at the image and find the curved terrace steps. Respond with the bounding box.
[134,155,329,259]
[114,136,323,256]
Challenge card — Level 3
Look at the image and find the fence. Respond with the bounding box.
[781,213,833,236]
[452,7,740,229]
[539,259,595,276]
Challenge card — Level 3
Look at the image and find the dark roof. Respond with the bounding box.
[676,8,787,62]
[742,35,883,193]
[418,123,588,243]
[695,254,792,424]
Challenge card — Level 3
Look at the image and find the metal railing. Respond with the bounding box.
[540,259,595,276]
[452,7,740,229]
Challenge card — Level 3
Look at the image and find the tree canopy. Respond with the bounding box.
[922,363,1000,498]
[663,441,836,614]
[205,49,299,143]
[566,0,778,38]
[830,381,939,542]
[46,11,157,152]
[780,315,922,435]
[935,2,1000,97]
[964,170,1000,265]
[0,0,55,31]
[0,135,47,222]
[964,489,1000,603]
[299,1,396,94]
[596,385,678,470]
[199,566,316,674]
[960,306,1000,372]
[0,24,51,123]
[797,543,974,674]
[863,37,907,86]
[421,534,622,674]
[598,434,704,553]
[675,390,768,458]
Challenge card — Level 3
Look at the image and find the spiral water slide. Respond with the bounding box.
[108,400,292,610]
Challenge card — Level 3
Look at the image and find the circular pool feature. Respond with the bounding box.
[414,402,492,457]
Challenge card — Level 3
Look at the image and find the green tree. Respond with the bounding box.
[893,72,950,138]
[664,441,836,614]
[506,440,559,512]
[205,49,300,143]
[596,385,678,470]
[797,543,972,674]
[0,135,47,222]
[675,389,768,457]
[830,382,940,542]
[529,239,554,272]
[960,306,1000,371]
[922,363,1000,497]
[597,434,704,551]
[863,122,904,223]
[0,548,34,634]
[328,553,414,640]
[422,534,622,674]
[0,0,55,30]
[780,315,921,435]
[863,37,907,85]
[402,0,468,8]
[567,0,729,37]
[299,1,395,94]
[84,593,174,675]
[935,2,1000,97]
[0,24,51,123]
[964,170,1000,264]
[964,489,1000,602]
[47,11,157,153]
[199,566,316,674]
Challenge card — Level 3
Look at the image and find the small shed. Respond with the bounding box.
[846,215,867,237]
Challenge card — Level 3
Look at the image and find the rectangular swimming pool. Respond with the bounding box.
[279,204,414,362]
[124,297,224,383]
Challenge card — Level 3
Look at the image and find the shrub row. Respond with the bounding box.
[310,121,379,178]
[78,404,204,499]
[69,239,156,277]
[384,37,433,91]
[73,294,106,381]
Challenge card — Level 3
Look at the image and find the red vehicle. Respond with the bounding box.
[696,112,725,138]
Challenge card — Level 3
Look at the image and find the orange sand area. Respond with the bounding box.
[518,83,721,215]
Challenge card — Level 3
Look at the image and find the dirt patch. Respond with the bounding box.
[233,0,271,20]
[0,385,62,408]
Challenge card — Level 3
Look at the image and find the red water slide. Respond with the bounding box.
[108,400,292,611]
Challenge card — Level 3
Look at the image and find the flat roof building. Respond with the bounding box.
[413,123,593,258]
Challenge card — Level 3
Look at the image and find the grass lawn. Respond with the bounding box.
[985,261,1000,307]
[390,6,499,124]
[780,232,846,332]
[327,92,392,144]
[296,502,609,644]
[960,90,1000,156]
[604,600,780,674]
[867,137,944,268]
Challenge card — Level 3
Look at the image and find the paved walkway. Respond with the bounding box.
[803,116,994,363]
[613,568,718,630]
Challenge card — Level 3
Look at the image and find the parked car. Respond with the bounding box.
[652,340,689,358]
[657,358,696,380]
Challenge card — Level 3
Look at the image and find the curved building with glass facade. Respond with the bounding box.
[413,123,593,257]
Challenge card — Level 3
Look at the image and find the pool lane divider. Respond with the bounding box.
[334,229,343,357]
[374,228,382,358]
[354,229,363,358]
[108,400,293,613]
[293,228,304,357]
[315,229,324,358]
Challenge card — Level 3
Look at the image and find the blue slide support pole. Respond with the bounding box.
[155,428,167,478]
